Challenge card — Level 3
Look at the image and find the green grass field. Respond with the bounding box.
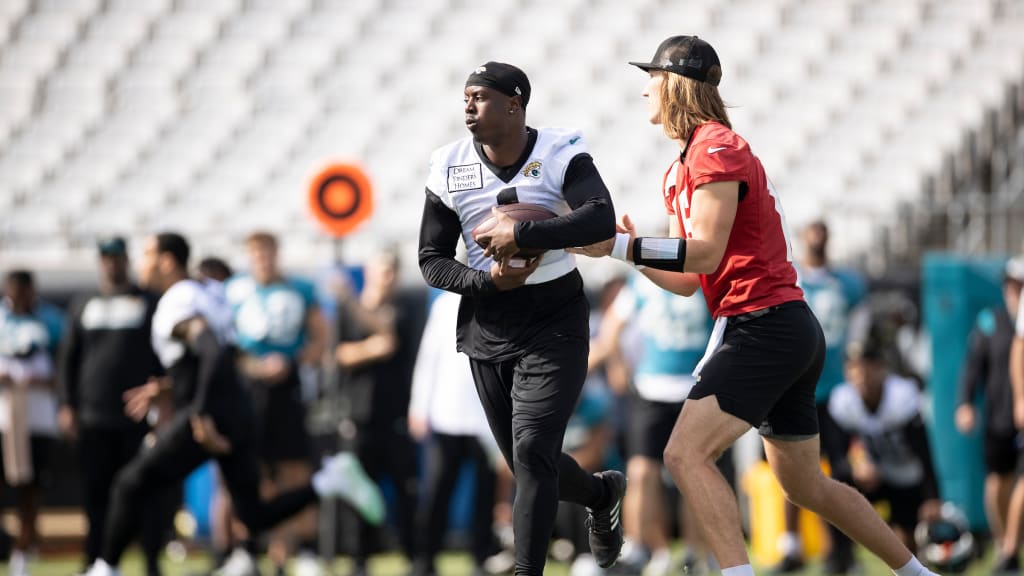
[15,547,1001,576]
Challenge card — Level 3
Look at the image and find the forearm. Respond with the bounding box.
[908,418,940,500]
[336,335,396,368]
[515,198,615,249]
[638,266,701,297]
[420,255,498,296]
[188,327,224,415]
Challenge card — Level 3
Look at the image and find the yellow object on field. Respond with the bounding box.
[741,460,827,565]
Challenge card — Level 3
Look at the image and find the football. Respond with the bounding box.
[471,203,558,258]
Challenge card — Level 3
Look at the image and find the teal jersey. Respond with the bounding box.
[0,301,64,358]
[616,275,712,378]
[798,266,865,403]
[225,275,317,358]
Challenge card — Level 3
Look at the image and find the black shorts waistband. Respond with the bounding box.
[726,300,806,326]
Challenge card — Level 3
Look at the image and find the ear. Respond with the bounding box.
[509,95,524,114]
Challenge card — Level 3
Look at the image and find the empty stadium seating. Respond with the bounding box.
[0,0,1022,273]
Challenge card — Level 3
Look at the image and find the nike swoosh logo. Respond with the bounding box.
[707,146,727,153]
[569,136,581,144]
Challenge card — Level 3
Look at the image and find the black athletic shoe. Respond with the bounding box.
[993,553,1021,575]
[770,554,805,574]
[586,470,627,568]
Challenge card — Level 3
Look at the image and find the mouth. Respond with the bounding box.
[465,117,478,130]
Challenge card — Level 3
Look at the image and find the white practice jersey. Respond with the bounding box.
[425,127,587,285]
[152,279,235,369]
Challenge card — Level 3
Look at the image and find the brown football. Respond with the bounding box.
[472,203,558,258]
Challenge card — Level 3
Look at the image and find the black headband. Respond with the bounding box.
[465,61,531,107]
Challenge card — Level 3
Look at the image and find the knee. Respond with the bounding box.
[663,441,718,474]
[513,434,558,477]
[779,472,829,511]
[627,457,659,483]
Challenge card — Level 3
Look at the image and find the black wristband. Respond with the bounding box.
[632,237,687,272]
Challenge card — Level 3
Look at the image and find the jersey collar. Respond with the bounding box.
[474,127,539,183]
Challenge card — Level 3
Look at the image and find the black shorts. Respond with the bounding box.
[863,483,924,534]
[690,300,825,440]
[245,364,312,464]
[985,431,1019,475]
[627,396,684,460]
[0,435,53,487]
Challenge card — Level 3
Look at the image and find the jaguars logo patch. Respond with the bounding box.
[522,161,542,178]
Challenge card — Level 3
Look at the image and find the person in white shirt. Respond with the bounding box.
[408,291,497,576]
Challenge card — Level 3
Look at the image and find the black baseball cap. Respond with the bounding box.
[629,35,722,86]
[98,236,127,256]
[465,61,531,107]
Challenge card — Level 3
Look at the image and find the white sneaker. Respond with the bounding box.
[313,452,385,526]
[293,551,325,576]
[214,548,257,576]
[570,553,605,576]
[83,559,121,576]
[643,549,674,576]
[11,550,30,576]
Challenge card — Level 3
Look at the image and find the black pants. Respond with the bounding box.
[80,426,177,574]
[469,333,605,576]
[348,418,418,565]
[414,432,496,571]
[101,408,318,566]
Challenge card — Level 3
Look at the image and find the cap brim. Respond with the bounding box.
[629,61,660,71]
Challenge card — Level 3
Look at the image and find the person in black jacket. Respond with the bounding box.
[955,261,1022,559]
[57,237,170,576]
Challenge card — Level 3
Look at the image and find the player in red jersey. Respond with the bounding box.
[571,36,939,576]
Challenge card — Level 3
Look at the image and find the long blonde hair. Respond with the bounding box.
[659,73,731,141]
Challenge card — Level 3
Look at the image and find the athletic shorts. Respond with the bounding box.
[626,396,683,460]
[0,435,53,487]
[244,364,312,464]
[863,483,924,534]
[985,431,1019,475]
[690,300,825,440]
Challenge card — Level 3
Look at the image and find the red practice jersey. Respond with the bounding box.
[662,121,804,318]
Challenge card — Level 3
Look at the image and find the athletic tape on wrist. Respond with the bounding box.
[632,237,687,272]
[610,233,630,262]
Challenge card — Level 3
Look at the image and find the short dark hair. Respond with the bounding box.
[155,232,190,270]
[5,269,33,289]
[198,257,233,283]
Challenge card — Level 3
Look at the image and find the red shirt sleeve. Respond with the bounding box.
[688,126,751,189]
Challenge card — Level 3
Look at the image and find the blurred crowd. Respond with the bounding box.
[0,223,1021,576]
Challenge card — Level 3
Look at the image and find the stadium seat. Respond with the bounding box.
[0,0,1022,268]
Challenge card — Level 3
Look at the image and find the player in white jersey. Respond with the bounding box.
[84,233,383,576]
[418,62,623,575]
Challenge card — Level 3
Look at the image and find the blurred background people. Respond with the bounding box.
[590,272,716,576]
[336,247,424,576]
[408,290,498,576]
[0,270,64,576]
[57,237,171,576]
[222,232,327,576]
[955,256,1024,569]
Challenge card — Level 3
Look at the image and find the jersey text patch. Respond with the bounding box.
[448,163,483,192]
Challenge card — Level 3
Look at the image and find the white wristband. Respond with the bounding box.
[610,233,630,262]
